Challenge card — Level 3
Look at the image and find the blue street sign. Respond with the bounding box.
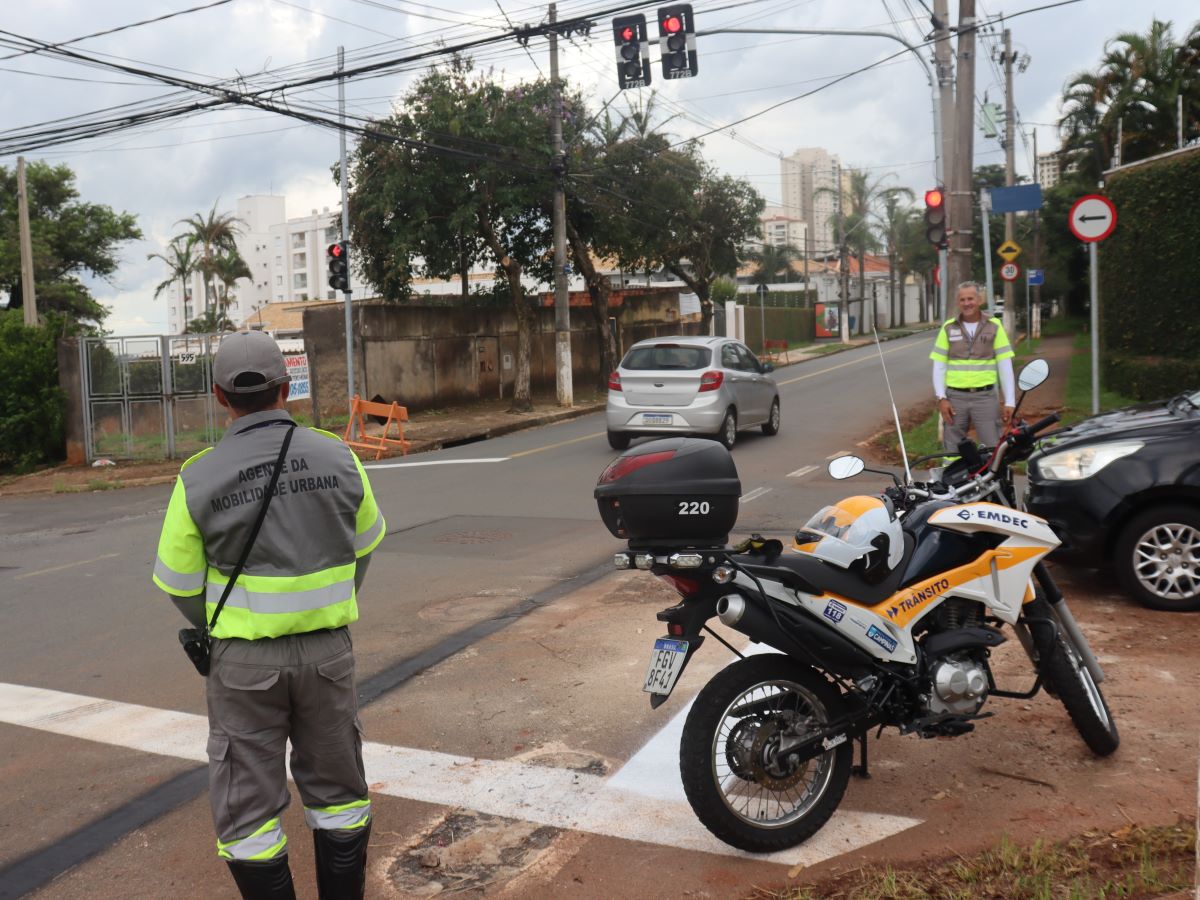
[1027,268,1044,286]
[989,184,1043,213]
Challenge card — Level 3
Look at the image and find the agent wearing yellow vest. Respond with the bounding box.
[930,281,1015,451]
[153,331,385,899]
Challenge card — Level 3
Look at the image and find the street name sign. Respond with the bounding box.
[1027,268,1044,286]
[997,240,1021,262]
[999,262,1021,282]
[989,184,1044,213]
[1068,194,1117,242]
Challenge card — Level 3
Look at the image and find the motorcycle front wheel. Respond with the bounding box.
[1026,596,1120,756]
[679,654,853,852]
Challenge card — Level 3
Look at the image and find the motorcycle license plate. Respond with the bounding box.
[642,638,688,696]
[642,413,673,426]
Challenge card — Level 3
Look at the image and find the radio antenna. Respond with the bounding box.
[871,320,913,484]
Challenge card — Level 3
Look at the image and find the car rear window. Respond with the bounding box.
[622,345,712,370]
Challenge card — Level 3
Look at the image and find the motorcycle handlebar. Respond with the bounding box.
[1024,412,1061,436]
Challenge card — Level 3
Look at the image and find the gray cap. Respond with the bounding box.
[213,331,290,394]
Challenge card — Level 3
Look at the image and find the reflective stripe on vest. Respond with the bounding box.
[933,317,1013,388]
[153,555,206,595]
[217,817,288,861]
[304,798,372,831]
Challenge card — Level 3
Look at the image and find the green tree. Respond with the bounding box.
[147,234,197,319]
[177,202,242,318]
[348,60,562,412]
[1059,19,1200,180]
[0,161,141,328]
[872,190,914,326]
[0,309,65,471]
[745,243,800,288]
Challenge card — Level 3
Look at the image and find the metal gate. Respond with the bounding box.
[81,334,222,463]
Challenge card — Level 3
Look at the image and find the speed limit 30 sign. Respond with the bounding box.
[999,261,1021,282]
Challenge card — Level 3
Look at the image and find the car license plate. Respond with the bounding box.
[642,638,688,696]
[643,413,673,426]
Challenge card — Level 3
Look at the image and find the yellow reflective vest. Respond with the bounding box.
[929,315,1014,389]
[153,412,385,640]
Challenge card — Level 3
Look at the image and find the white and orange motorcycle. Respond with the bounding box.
[595,360,1118,853]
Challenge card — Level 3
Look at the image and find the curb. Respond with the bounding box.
[405,404,606,453]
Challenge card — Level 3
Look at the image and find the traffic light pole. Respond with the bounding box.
[549,4,573,408]
[338,46,356,438]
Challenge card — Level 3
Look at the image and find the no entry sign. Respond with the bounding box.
[1068,194,1117,242]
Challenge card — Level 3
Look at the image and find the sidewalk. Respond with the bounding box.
[0,326,935,497]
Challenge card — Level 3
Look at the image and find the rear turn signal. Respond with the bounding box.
[698,370,724,392]
[608,371,622,391]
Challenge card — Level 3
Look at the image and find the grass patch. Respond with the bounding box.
[1062,330,1136,425]
[754,820,1195,900]
[52,478,125,494]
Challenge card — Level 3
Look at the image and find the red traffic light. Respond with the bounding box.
[327,242,345,258]
[924,188,944,208]
[662,15,682,33]
[620,25,635,41]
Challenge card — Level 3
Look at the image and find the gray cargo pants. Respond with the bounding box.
[942,386,1002,451]
[205,627,369,860]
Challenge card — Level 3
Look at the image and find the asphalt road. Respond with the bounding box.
[5,330,1083,898]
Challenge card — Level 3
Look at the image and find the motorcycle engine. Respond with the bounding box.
[927,651,989,716]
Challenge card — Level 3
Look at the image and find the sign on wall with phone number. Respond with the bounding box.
[283,352,310,400]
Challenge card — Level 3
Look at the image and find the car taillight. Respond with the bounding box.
[608,371,622,391]
[597,449,676,484]
[658,573,702,596]
[699,371,724,392]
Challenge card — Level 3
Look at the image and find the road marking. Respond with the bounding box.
[787,465,819,479]
[777,343,913,387]
[14,553,120,581]
[509,432,605,458]
[367,458,509,470]
[0,682,920,866]
[739,487,772,503]
[826,450,851,460]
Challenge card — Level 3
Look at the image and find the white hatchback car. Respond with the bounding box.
[605,336,781,450]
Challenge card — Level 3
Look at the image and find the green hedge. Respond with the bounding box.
[0,311,65,472]
[1101,148,1200,395]
[1103,353,1200,402]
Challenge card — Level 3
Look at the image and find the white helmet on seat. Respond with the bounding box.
[793,495,904,572]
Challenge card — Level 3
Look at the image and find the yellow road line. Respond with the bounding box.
[509,431,606,458]
[15,553,120,581]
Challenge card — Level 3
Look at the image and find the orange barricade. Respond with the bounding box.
[342,395,410,459]
[761,339,789,366]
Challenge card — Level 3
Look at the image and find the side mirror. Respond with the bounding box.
[760,362,775,374]
[1018,359,1049,392]
[828,455,865,480]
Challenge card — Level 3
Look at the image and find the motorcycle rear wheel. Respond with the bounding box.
[679,654,853,852]
[1026,597,1119,756]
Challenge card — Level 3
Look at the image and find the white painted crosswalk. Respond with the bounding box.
[0,681,920,867]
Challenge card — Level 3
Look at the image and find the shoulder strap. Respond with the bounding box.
[207,423,297,634]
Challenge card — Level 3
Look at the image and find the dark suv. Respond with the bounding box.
[1026,389,1200,611]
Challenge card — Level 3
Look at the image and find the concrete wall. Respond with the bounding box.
[304,290,695,423]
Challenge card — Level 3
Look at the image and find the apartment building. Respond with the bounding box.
[780,147,842,257]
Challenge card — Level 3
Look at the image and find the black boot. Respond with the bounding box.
[312,822,371,900]
[226,855,297,900]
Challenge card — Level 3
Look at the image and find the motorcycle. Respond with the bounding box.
[594,359,1118,853]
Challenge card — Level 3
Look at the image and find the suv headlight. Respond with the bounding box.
[1034,440,1143,481]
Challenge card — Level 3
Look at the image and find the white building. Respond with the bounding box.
[780,148,842,257]
[757,206,808,252]
[267,207,344,306]
[1036,152,1061,188]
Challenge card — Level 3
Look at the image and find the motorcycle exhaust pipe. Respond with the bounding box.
[717,593,873,676]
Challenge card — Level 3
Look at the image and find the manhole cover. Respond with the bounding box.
[433,530,512,545]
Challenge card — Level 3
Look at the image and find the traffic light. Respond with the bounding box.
[658,4,698,79]
[924,187,947,249]
[327,241,349,291]
[612,14,650,89]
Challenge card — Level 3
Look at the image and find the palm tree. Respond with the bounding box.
[147,235,197,321]
[177,202,243,317]
[871,188,915,327]
[745,243,800,290]
[212,250,253,332]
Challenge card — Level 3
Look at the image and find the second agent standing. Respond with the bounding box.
[930,281,1015,451]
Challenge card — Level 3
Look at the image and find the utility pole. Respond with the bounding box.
[549,3,573,407]
[948,0,977,295]
[1001,27,1016,337]
[1032,128,1042,332]
[16,156,38,327]
[933,0,955,320]
[836,162,849,343]
[337,46,356,437]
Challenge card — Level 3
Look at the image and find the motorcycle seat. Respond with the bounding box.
[737,532,916,607]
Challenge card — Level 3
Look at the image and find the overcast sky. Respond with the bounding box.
[2,0,1195,335]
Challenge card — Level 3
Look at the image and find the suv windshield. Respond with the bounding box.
[622,345,711,370]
